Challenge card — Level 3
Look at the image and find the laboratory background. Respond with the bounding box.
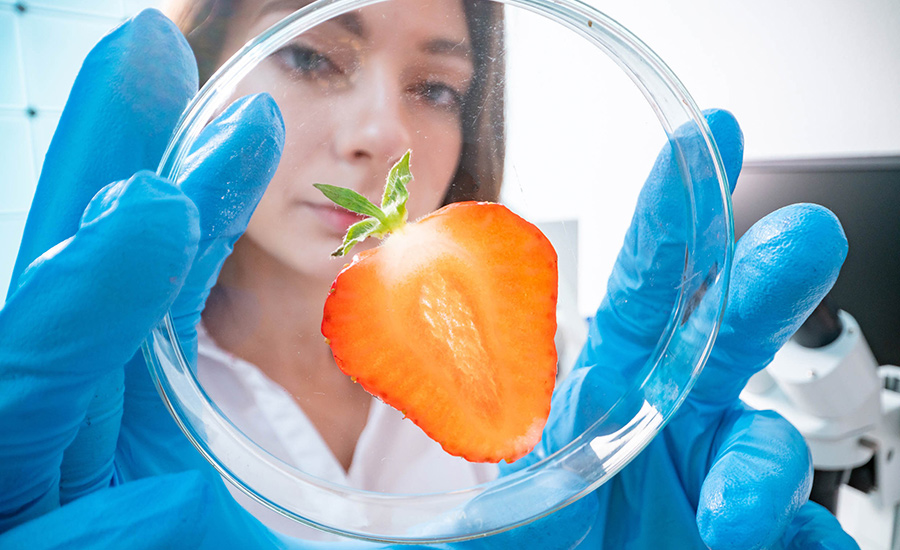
[1,1,899,548]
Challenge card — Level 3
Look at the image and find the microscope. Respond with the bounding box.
[741,298,900,550]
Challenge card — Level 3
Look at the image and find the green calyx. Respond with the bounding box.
[313,150,413,257]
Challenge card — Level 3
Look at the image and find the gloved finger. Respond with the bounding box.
[782,502,860,550]
[686,203,847,410]
[569,109,742,397]
[8,9,196,297]
[0,471,212,550]
[696,408,813,550]
[110,93,284,480]
[170,91,285,354]
[0,172,199,530]
[509,110,743,469]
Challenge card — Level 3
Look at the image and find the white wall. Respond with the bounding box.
[585,0,900,161]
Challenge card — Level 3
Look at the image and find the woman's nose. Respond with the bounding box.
[333,63,413,169]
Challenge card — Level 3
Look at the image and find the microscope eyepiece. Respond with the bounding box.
[793,295,844,348]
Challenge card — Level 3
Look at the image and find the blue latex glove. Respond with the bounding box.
[420,111,859,550]
[0,9,293,549]
[493,109,860,549]
[0,9,860,550]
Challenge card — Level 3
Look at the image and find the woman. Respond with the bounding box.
[165,0,507,539]
[0,7,858,548]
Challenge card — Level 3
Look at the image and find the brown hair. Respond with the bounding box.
[166,0,506,203]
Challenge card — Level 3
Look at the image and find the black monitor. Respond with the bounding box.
[732,156,900,367]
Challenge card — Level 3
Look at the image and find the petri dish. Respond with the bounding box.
[144,0,734,543]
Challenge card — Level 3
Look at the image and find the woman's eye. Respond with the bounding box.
[275,44,340,77]
[415,82,464,111]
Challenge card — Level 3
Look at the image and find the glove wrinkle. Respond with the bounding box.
[59,369,124,505]
[606,447,708,549]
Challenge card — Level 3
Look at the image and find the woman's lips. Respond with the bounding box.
[304,202,365,235]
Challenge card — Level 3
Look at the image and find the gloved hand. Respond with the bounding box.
[416,110,859,550]
[493,109,860,549]
[0,9,292,549]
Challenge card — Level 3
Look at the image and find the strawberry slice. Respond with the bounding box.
[316,151,558,463]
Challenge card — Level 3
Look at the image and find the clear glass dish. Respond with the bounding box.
[143,0,733,543]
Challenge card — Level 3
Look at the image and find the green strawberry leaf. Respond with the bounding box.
[381,150,412,223]
[313,184,386,223]
[331,217,381,257]
[315,151,415,257]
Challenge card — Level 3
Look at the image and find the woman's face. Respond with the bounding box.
[220,0,474,282]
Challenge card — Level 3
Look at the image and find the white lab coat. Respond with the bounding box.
[196,324,498,540]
